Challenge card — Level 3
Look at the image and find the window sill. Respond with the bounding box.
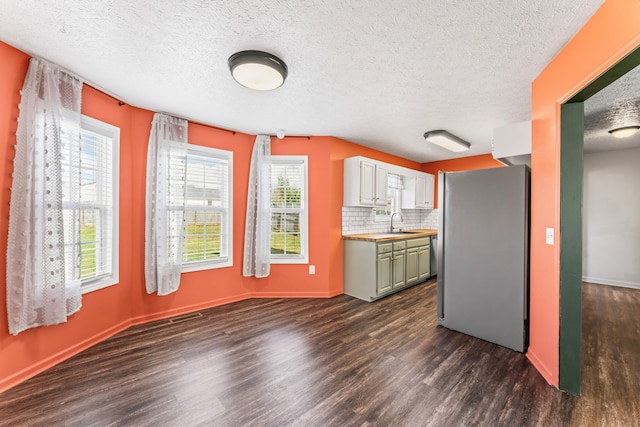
[81,275,118,294]
[182,259,232,273]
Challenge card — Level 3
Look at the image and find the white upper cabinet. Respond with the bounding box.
[343,156,434,209]
[374,163,388,205]
[402,172,435,209]
[344,157,388,206]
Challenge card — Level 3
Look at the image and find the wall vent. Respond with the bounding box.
[168,312,203,324]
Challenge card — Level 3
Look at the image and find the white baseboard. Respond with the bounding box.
[582,276,640,290]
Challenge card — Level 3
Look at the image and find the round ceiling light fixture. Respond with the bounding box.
[608,126,640,139]
[228,50,288,91]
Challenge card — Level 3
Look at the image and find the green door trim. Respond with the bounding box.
[559,45,640,394]
[568,48,640,103]
[558,102,584,394]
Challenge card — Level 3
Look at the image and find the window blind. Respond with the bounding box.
[182,147,231,265]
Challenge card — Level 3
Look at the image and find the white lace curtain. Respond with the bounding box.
[6,57,83,335]
[145,113,188,295]
[243,135,271,278]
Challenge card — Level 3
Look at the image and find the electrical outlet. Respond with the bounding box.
[309,265,315,275]
[545,228,554,245]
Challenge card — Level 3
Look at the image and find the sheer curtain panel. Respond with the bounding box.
[145,113,188,295]
[243,135,271,278]
[6,58,83,335]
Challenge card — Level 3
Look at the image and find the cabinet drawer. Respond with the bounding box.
[393,241,406,251]
[377,242,393,254]
[406,237,430,248]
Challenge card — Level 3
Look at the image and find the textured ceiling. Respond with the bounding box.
[584,65,640,153]
[0,0,607,162]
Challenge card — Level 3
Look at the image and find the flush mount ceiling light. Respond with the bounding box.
[228,50,288,91]
[608,126,640,139]
[423,130,471,152]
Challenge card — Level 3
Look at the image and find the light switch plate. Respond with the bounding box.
[309,265,315,275]
[545,228,554,245]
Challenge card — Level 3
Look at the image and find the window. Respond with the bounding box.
[181,145,232,272]
[270,156,308,264]
[62,115,119,293]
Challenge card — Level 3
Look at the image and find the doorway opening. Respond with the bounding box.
[559,47,640,393]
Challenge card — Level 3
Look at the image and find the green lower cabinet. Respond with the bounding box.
[376,251,393,294]
[418,245,430,282]
[391,241,406,289]
[406,247,419,283]
[344,236,431,302]
[406,239,430,286]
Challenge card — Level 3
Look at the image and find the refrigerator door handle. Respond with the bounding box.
[437,171,445,322]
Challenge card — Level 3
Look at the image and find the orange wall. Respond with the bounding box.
[528,0,640,386]
[0,40,430,392]
[422,154,504,208]
[0,43,138,392]
[0,41,332,391]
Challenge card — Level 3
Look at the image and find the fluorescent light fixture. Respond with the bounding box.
[423,130,470,152]
[228,50,288,91]
[608,126,640,139]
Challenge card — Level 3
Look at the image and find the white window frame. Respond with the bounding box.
[181,144,233,272]
[76,115,120,294]
[270,155,308,264]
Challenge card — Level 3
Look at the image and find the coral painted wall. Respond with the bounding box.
[421,154,505,208]
[0,43,138,393]
[0,40,431,392]
[528,0,640,386]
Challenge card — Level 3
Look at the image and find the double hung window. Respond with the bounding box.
[62,116,119,293]
[181,145,233,271]
[270,156,308,264]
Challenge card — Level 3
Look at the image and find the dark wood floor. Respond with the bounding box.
[1,280,638,426]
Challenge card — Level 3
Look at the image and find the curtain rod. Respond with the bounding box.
[158,111,240,136]
[31,55,128,104]
[158,111,311,140]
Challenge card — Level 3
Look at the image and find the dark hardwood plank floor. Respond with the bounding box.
[1,280,638,426]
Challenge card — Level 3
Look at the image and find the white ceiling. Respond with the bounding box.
[0,0,607,162]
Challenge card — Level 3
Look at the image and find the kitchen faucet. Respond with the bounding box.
[390,211,404,233]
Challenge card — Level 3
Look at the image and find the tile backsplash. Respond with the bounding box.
[342,207,439,235]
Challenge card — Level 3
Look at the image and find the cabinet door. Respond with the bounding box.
[392,250,406,289]
[423,173,435,208]
[418,245,431,281]
[415,174,427,207]
[377,252,393,295]
[360,160,376,205]
[405,247,419,284]
[402,172,435,209]
[344,157,391,207]
[374,165,388,206]
[414,173,435,208]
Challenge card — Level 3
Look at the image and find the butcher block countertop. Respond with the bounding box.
[343,229,437,242]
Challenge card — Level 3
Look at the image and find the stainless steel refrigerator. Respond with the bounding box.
[437,165,529,352]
